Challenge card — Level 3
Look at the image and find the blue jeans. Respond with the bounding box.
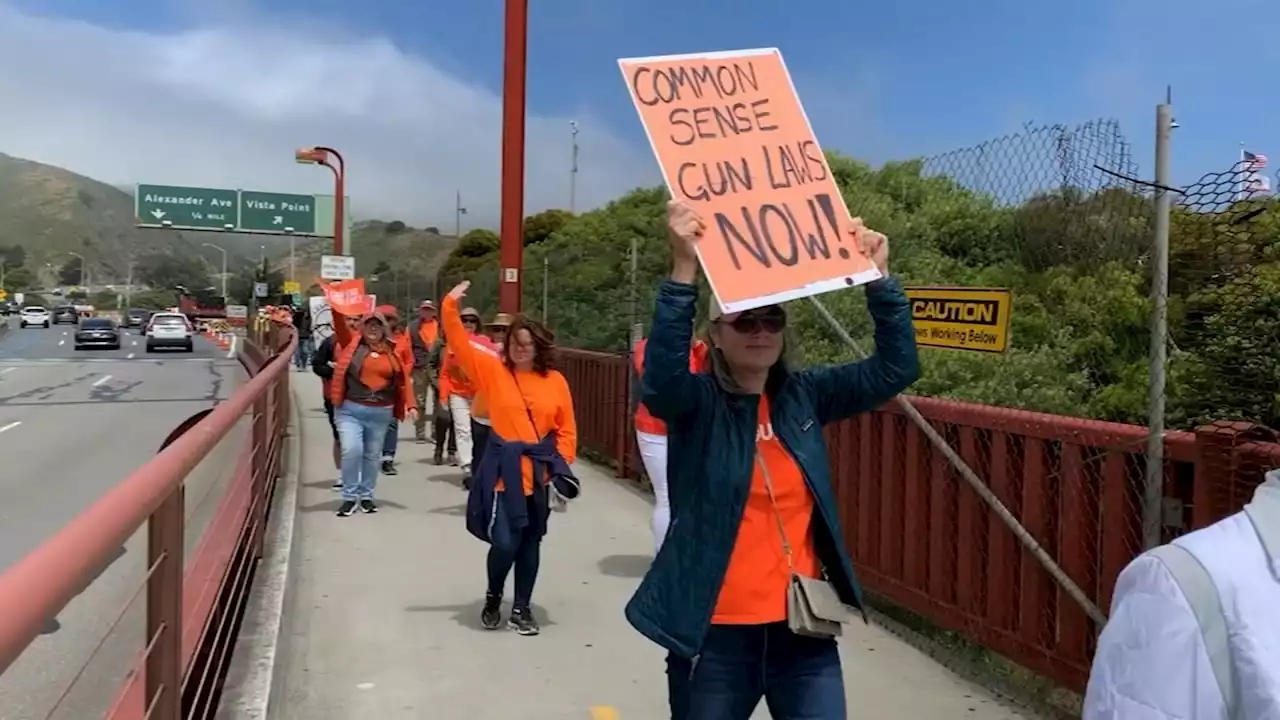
[382,419,399,461]
[294,337,314,368]
[666,622,845,719]
[334,401,394,501]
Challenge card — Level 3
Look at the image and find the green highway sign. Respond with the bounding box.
[240,191,317,234]
[136,184,239,230]
[135,185,335,236]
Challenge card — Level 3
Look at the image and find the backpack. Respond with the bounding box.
[1148,543,1240,718]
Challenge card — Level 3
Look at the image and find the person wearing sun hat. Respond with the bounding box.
[328,305,418,517]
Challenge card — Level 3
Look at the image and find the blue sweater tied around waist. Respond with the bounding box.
[465,432,577,553]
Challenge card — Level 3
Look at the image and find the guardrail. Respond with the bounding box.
[559,346,1280,692]
[0,329,294,719]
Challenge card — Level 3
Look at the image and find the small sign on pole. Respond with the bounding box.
[905,287,1013,354]
[226,304,249,319]
[321,255,356,281]
[253,282,268,298]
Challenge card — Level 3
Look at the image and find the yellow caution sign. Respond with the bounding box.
[283,281,302,295]
[905,286,1012,354]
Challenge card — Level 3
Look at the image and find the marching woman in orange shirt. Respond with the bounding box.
[329,306,417,517]
[441,281,578,636]
[633,336,708,554]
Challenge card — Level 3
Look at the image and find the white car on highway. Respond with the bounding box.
[19,306,50,329]
[144,312,194,353]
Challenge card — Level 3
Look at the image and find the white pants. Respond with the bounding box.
[635,431,670,554]
[448,394,474,472]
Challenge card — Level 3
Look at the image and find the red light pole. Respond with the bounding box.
[295,146,347,256]
[498,0,528,315]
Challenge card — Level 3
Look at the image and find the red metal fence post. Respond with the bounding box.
[146,487,184,719]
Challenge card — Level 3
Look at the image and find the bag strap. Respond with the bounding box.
[755,452,796,574]
[508,368,541,440]
[1148,544,1239,718]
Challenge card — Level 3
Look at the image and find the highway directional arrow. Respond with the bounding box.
[136,185,239,230]
[239,191,317,234]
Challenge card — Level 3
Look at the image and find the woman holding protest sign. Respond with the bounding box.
[326,283,418,517]
[625,200,918,718]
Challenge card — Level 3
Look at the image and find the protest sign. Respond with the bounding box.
[620,48,881,313]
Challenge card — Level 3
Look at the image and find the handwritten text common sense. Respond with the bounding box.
[628,59,853,272]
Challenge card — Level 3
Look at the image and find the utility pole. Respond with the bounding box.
[202,243,228,300]
[1143,87,1174,550]
[455,190,467,239]
[541,256,549,322]
[569,120,579,214]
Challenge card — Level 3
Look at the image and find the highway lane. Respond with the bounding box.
[0,319,251,719]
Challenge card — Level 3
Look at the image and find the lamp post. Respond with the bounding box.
[202,242,228,299]
[569,120,579,214]
[295,146,347,256]
[498,0,529,314]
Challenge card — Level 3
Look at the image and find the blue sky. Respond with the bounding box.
[7,0,1280,209]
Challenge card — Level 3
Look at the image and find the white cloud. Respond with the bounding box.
[0,4,657,228]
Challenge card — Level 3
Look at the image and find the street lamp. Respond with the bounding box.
[295,146,347,256]
[202,243,228,299]
[498,0,529,314]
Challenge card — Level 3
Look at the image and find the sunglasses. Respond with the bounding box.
[719,310,786,335]
[461,316,480,325]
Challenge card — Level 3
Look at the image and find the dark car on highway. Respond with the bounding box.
[74,317,121,350]
[53,305,79,325]
[126,308,152,328]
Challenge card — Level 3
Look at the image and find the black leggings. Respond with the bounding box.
[486,496,542,609]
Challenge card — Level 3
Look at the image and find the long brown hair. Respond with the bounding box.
[503,314,557,375]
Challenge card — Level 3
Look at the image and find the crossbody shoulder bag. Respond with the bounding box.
[756,453,853,639]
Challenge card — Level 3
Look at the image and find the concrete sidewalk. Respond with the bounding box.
[266,376,1030,719]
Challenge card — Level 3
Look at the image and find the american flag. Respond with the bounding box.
[1243,150,1268,170]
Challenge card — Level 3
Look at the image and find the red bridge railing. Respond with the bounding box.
[0,330,294,719]
[558,347,1280,692]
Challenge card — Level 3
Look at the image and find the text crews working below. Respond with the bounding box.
[627,200,919,718]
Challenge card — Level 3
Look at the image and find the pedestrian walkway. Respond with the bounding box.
[269,375,1031,718]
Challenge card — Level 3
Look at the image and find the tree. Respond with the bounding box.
[135,253,211,292]
[58,257,83,286]
[0,245,27,270]
[523,209,575,246]
[3,266,34,291]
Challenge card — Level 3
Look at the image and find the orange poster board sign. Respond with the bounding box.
[619,48,881,313]
[320,278,372,316]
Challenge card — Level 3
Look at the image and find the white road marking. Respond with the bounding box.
[62,331,68,336]
[126,353,135,360]
[226,335,238,359]
[92,374,112,387]
[132,340,138,346]
[0,368,13,375]
[0,421,21,434]
[57,339,65,346]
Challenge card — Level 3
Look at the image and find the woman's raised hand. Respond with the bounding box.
[447,280,470,301]
[849,217,889,275]
[666,200,705,282]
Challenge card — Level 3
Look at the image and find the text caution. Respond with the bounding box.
[905,287,1012,354]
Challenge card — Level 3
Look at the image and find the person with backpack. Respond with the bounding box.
[1084,468,1280,718]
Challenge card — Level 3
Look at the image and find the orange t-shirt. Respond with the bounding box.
[711,394,822,624]
[417,320,439,349]
[356,351,395,396]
